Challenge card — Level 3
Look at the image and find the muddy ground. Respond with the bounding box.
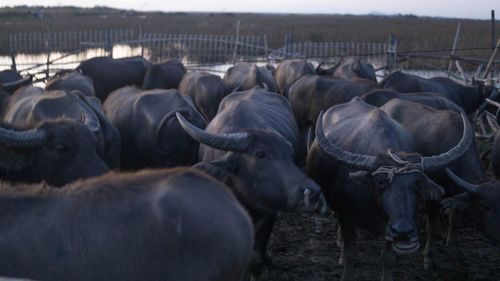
[264,210,499,281]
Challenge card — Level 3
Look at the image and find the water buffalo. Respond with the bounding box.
[142,59,187,90]
[0,117,109,186]
[0,70,32,94]
[317,58,377,82]
[443,169,500,246]
[77,56,150,101]
[2,87,120,169]
[273,59,316,95]
[307,97,472,281]
[176,88,326,279]
[0,168,253,281]
[379,98,487,270]
[103,86,205,170]
[45,70,96,97]
[178,71,229,121]
[361,89,463,113]
[223,62,277,93]
[381,71,493,114]
[288,75,378,163]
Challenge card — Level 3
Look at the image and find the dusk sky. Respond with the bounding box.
[1,0,498,19]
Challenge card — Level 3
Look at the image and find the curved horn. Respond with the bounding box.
[0,126,46,147]
[422,112,473,170]
[176,112,250,152]
[0,75,32,89]
[315,111,376,170]
[445,168,480,194]
[315,60,325,73]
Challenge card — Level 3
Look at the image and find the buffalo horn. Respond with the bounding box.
[315,111,376,171]
[422,112,473,170]
[0,126,46,147]
[445,168,480,194]
[176,112,250,152]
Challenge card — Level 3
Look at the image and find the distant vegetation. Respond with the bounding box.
[1,6,498,68]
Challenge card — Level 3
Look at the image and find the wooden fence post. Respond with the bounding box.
[139,20,144,58]
[482,39,500,79]
[9,33,17,71]
[491,10,496,84]
[232,20,240,63]
[385,34,398,77]
[45,19,51,81]
[447,22,461,77]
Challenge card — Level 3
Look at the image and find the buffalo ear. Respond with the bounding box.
[192,154,238,182]
[417,174,445,201]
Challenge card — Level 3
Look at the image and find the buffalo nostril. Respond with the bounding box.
[391,221,414,237]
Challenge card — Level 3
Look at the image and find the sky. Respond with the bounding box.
[1,0,498,20]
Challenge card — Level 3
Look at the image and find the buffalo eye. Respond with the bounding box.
[255,150,267,159]
[373,174,387,189]
[55,143,69,154]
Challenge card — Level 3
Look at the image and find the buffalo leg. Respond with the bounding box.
[249,213,276,280]
[446,209,457,247]
[424,202,440,271]
[338,215,357,281]
[381,240,395,281]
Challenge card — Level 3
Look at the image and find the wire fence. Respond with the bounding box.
[3,29,392,73]
[2,28,499,85]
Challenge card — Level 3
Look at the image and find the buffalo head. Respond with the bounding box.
[315,110,473,253]
[177,112,326,214]
[445,169,500,245]
[0,118,110,186]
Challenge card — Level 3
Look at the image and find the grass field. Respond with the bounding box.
[1,6,499,68]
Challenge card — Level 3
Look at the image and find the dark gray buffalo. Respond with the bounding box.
[77,56,151,102]
[223,62,277,93]
[288,75,378,162]
[379,99,494,264]
[273,59,316,95]
[381,71,493,114]
[0,118,109,186]
[2,87,121,169]
[443,169,500,246]
[317,57,377,82]
[176,88,326,280]
[0,168,254,281]
[178,71,229,121]
[45,70,96,97]
[142,59,187,90]
[103,87,205,170]
[0,70,32,94]
[362,89,463,113]
[307,97,472,281]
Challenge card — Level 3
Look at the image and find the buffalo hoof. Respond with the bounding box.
[338,255,345,265]
[247,267,268,281]
[381,273,394,281]
[423,257,437,272]
[340,273,355,281]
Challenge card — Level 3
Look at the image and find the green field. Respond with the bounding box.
[1,6,498,68]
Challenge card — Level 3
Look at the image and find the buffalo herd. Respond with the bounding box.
[0,56,498,281]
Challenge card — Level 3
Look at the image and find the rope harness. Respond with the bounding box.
[371,149,423,182]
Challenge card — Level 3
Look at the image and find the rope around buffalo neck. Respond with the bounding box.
[371,149,423,182]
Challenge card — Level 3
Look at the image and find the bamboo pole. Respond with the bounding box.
[232,20,240,63]
[482,39,500,79]
[447,22,461,77]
